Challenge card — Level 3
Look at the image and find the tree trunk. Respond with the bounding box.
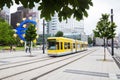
[103,38,106,61]
[29,41,31,56]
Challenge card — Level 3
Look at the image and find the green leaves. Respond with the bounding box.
[0,18,15,45]
[0,0,93,21]
[25,24,37,42]
[55,31,63,37]
[93,14,116,39]
[0,0,13,9]
[88,37,93,44]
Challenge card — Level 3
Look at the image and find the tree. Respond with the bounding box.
[55,31,63,37]
[25,24,37,54]
[93,14,116,61]
[0,17,5,22]
[88,37,93,46]
[0,0,93,21]
[0,18,15,46]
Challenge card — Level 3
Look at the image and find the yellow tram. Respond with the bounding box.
[47,37,88,56]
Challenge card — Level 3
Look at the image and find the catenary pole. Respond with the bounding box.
[111,9,114,56]
[43,19,45,54]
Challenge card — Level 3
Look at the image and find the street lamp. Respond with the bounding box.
[111,9,114,56]
[72,31,77,52]
[43,19,45,54]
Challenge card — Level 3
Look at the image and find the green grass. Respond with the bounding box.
[0,46,24,51]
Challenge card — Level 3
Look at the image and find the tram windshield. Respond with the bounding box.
[47,39,56,50]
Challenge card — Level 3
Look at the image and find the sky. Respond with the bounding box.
[10,0,120,35]
[84,0,120,35]
[10,4,21,13]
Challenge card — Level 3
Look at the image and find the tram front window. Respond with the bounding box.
[48,42,56,50]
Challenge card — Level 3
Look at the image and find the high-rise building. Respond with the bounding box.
[0,6,10,24]
[47,13,84,36]
[11,6,30,29]
[11,6,40,31]
[11,11,23,29]
[47,13,58,36]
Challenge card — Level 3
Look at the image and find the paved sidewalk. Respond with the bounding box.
[39,47,120,80]
[0,47,119,80]
[0,49,47,65]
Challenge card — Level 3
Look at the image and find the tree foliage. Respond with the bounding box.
[88,37,93,44]
[55,31,63,37]
[0,18,15,45]
[93,14,116,39]
[25,24,37,43]
[0,17,5,22]
[0,0,93,21]
[93,13,116,61]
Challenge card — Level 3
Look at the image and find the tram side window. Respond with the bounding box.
[80,44,82,48]
[48,42,56,50]
[73,43,75,48]
[82,44,84,48]
[56,42,59,50]
[68,43,70,49]
[64,42,67,49]
[78,44,80,48]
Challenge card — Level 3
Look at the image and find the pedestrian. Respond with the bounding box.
[25,45,29,53]
[13,46,16,51]
[10,45,12,52]
[28,47,31,53]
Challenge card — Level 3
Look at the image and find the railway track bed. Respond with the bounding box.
[0,49,97,80]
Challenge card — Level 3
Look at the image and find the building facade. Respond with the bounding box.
[47,13,85,37]
[0,6,10,24]
[11,6,41,35]
[11,6,30,29]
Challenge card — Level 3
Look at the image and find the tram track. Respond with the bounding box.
[113,54,120,69]
[0,55,28,60]
[0,57,53,71]
[0,49,98,80]
[0,50,90,71]
[31,50,97,80]
[107,47,120,69]
[0,56,50,67]
[0,53,41,60]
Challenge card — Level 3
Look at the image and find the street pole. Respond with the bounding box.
[72,32,77,52]
[111,9,114,56]
[43,19,45,54]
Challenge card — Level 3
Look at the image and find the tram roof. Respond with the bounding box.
[47,37,74,40]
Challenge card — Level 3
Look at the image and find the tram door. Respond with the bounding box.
[71,43,73,51]
[60,42,63,51]
[56,42,63,52]
[56,42,59,50]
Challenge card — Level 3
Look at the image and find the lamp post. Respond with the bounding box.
[43,19,45,54]
[111,9,114,56]
[72,31,77,52]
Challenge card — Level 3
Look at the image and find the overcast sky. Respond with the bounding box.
[10,0,120,36]
[84,0,120,35]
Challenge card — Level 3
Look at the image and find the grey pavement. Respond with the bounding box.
[0,49,47,65]
[107,47,120,56]
[39,47,120,80]
[0,47,120,80]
